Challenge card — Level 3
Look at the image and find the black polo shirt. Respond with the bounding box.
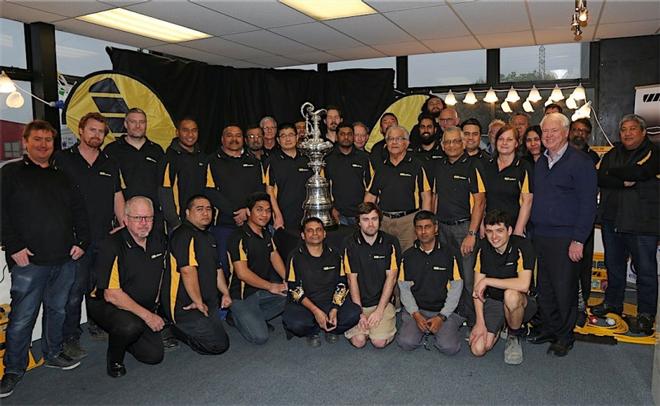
[165,220,219,322]
[431,153,486,222]
[266,150,311,230]
[159,139,207,223]
[103,135,164,205]
[369,139,413,170]
[368,153,431,213]
[342,230,401,308]
[53,144,121,242]
[482,157,533,223]
[93,227,166,310]
[325,147,372,218]
[474,235,535,301]
[206,149,266,226]
[412,142,445,174]
[227,223,277,300]
[286,244,345,304]
[399,240,461,312]
[583,145,601,166]
[468,149,491,162]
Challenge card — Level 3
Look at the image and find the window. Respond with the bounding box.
[276,64,317,70]
[55,30,137,78]
[328,56,395,71]
[0,81,33,162]
[0,18,27,69]
[500,43,589,82]
[408,50,486,87]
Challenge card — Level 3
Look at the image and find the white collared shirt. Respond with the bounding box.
[544,142,569,169]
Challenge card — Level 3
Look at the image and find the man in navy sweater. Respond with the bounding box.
[529,113,597,357]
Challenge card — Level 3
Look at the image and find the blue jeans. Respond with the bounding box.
[229,290,285,345]
[63,242,98,341]
[4,261,76,376]
[210,224,236,276]
[602,222,659,315]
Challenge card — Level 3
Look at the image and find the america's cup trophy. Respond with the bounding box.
[299,102,336,228]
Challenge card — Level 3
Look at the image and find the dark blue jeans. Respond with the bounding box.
[230,290,285,344]
[4,261,76,376]
[63,242,98,341]
[210,224,236,275]
[602,222,659,315]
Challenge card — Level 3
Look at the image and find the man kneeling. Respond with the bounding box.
[396,211,464,354]
[87,197,165,377]
[469,209,536,365]
[282,218,361,346]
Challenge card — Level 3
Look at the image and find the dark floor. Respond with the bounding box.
[3,314,655,406]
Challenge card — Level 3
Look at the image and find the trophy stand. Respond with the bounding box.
[299,102,336,228]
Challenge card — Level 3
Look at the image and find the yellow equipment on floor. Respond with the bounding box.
[0,304,44,378]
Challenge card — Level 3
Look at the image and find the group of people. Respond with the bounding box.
[1,96,657,398]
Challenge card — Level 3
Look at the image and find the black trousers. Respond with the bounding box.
[282,298,361,337]
[534,236,579,344]
[577,229,595,306]
[87,298,164,365]
[172,311,229,355]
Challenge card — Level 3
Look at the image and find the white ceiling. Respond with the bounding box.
[2,0,659,68]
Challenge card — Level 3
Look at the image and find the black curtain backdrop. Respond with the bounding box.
[108,48,395,153]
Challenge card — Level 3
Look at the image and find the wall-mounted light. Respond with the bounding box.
[483,87,498,103]
[527,85,542,102]
[445,90,457,106]
[550,85,565,102]
[463,88,477,105]
[505,86,520,103]
[501,101,512,113]
[523,99,534,113]
[0,71,17,93]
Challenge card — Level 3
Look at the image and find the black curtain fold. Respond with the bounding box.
[108,48,394,153]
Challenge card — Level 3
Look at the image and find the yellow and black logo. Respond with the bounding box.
[63,70,175,149]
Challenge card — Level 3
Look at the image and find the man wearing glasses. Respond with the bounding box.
[260,116,279,153]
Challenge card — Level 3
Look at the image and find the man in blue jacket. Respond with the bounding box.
[529,113,597,357]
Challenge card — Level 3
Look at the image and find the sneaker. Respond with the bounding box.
[591,303,622,318]
[306,334,322,348]
[0,373,21,398]
[44,353,81,370]
[504,335,523,365]
[637,313,655,336]
[162,336,179,352]
[63,339,88,361]
[325,333,339,344]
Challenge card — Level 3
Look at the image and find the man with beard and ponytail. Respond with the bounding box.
[412,113,445,174]
[410,96,444,147]
[569,118,600,165]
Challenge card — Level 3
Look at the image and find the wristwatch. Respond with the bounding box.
[467,230,477,236]
[439,314,447,321]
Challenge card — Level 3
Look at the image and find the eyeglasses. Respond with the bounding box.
[126,215,154,223]
[439,118,455,122]
[442,139,463,145]
[279,133,297,139]
[386,137,407,143]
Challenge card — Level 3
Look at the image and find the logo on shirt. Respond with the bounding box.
[373,255,386,259]
[98,171,112,177]
[453,175,467,180]
[432,266,447,271]
[399,172,412,177]
[243,163,255,168]
[198,162,205,166]
[504,177,517,181]
[506,262,515,266]
[323,266,336,271]
[351,164,363,168]
[151,253,163,259]
[298,168,310,172]
[146,157,158,163]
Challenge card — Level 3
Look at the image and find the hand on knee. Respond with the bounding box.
[504,290,524,312]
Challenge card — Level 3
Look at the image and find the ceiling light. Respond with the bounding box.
[574,100,592,119]
[566,96,577,110]
[77,8,211,43]
[445,90,457,106]
[483,87,498,103]
[523,99,534,113]
[550,85,565,102]
[0,71,16,93]
[545,98,553,107]
[572,83,586,101]
[280,0,376,20]
[501,101,512,113]
[505,86,520,103]
[527,85,542,103]
[6,91,24,108]
[463,88,477,105]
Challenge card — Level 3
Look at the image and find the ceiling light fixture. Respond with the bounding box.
[571,83,586,101]
[463,88,477,105]
[527,85,542,103]
[566,96,578,110]
[523,99,534,113]
[77,8,211,43]
[483,87,498,103]
[501,101,512,113]
[280,0,376,20]
[571,0,588,41]
[550,85,565,102]
[445,90,457,106]
[0,71,16,93]
[505,86,520,103]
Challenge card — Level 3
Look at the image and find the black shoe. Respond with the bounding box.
[576,310,587,328]
[547,341,574,357]
[107,361,127,378]
[0,373,21,398]
[44,353,81,370]
[162,336,179,351]
[325,333,339,344]
[528,332,556,345]
[637,313,655,336]
[591,303,622,318]
[306,334,321,348]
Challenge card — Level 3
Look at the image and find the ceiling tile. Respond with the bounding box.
[179,36,274,59]
[148,43,242,65]
[272,22,362,49]
[126,1,258,36]
[595,20,660,39]
[527,0,604,29]
[385,5,471,40]
[422,35,481,52]
[477,30,535,48]
[243,54,301,67]
[372,41,431,56]
[325,46,386,60]
[324,14,416,45]
[228,60,265,68]
[98,0,149,6]
[451,1,530,34]
[599,1,660,24]
[0,2,67,23]
[534,27,596,44]
[192,0,314,28]
[5,0,114,18]
[54,18,166,48]
[290,50,339,64]
[222,30,316,54]
[364,1,444,13]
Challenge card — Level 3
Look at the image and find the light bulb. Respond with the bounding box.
[505,86,520,103]
[523,99,534,113]
[579,8,588,23]
[445,90,457,106]
[566,96,577,110]
[0,71,16,93]
[575,100,592,119]
[572,83,586,101]
[501,101,512,113]
[6,91,24,108]
[527,85,542,102]
[550,85,565,102]
[544,98,553,107]
[463,88,477,105]
[483,87,498,103]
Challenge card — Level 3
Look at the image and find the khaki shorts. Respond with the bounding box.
[344,303,397,341]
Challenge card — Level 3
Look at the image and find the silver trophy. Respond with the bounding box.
[299,102,336,228]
